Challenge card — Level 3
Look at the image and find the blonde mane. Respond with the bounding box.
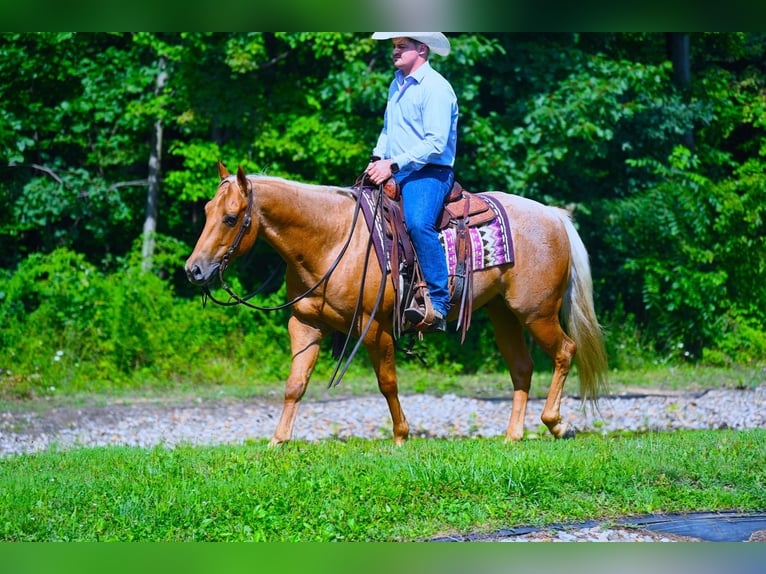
[245,174,357,199]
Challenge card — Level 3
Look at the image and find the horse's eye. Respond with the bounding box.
[223,214,238,227]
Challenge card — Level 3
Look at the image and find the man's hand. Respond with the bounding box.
[366,159,394,185]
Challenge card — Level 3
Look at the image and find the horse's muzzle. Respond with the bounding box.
[185,261,219,286]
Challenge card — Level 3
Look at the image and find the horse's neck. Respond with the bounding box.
[254,178,353,271]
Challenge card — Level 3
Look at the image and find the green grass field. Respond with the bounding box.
[1,429,764,541]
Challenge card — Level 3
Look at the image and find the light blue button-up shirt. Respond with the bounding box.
[372,61,458,176]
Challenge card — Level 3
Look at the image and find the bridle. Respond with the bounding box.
[219,177,254,276]
[201,173,390,386]
[202,173,385,318]
[203,175,360,312]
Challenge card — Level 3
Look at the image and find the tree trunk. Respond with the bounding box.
[666,33,694,151]
[141,56,168,273]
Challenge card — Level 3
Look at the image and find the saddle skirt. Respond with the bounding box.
[354,182,515,340]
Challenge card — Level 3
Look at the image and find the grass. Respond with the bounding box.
[1,430,764,541]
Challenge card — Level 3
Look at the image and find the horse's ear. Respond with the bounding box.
[217,158,231,180]
[236,165,249,197]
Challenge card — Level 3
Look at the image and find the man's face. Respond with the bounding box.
[391,37,424,74]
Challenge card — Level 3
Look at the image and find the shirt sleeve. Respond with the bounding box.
[372,119,388,160]
[372,78,397,160]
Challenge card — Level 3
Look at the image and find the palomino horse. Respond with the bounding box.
[186,161,608,445]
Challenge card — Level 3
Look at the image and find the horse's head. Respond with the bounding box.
[185,160,258,286]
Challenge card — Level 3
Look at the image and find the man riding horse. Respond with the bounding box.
[365,32,457,333]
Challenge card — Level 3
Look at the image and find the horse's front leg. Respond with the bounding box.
[365,330,409,445]
[270,315,328,446]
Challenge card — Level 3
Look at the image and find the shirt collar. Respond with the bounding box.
[395,60,433,85]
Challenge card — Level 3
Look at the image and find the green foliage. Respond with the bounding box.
[0,247,292,398]
[600,302,662,371]
[509,56,706,205]
[166,140,227,202]
[0,33,160,266]
[601,144,766,361]
[454,35,709,204]
[1,32,765,373]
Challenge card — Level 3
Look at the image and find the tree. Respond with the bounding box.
[667,32,694,150]
[1,33,164,268]
[141,55,167,272]
[1,33,764,366]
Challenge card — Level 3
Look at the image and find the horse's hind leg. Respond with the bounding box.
[365,332,409,445]
[486,299,534,442]
[527,316,577,439]
[271,315,328,446]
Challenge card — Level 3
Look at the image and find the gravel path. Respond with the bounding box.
[1,386,764,455]
[2,386,764,542]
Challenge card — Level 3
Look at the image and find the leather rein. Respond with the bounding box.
[202,174,390,387]
[203,175,365,312]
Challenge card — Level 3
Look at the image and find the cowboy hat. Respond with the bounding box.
[371,32,451,57]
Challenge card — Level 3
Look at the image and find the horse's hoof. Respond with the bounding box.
[549,421,576,439]
[503,433,524,443]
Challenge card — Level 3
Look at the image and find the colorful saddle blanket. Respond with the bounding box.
[439,211,514,275]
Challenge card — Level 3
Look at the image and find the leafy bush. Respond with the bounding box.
[0,247,293,398]
[601,145,766,363]
[704,313,766,367]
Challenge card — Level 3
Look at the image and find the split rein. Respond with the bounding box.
[201,175,390,386]
[202,175,373,312]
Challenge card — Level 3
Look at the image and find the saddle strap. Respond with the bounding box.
[451,201,469,305]
[388,203,402,335]
[385,196,419,338]
[452,197,474,343]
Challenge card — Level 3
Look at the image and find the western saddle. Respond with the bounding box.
[373,176,496,341]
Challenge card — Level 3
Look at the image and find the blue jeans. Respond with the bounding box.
[396,165,454,317]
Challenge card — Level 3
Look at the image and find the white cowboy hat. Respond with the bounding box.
[371,32,451,57]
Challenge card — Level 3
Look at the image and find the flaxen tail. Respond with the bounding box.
[557,209,609,403]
